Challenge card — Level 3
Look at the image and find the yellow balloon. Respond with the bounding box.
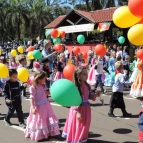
[11,49,17,57]
[18,46,24,54]
[27,51,34,59]
[0,63,9,78]
[58,31,60,37]
[113,6,141,28]
[0,49,2,55]
[128,24,143,46]
[17,67,29,82]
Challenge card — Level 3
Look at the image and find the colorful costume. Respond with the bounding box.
[25,85,60,141]
[130,60,143,98]
[62,83,95,143]
[104,57,116,86]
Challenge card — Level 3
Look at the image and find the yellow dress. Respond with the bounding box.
[130,60,143,98]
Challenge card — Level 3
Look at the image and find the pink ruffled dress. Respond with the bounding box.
[62,83,95,143]
[25,84,60,141]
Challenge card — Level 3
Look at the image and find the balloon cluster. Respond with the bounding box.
[27,46,42,60]
[50,29,66,52]
[11,46,24,57]
[113,0,143,46]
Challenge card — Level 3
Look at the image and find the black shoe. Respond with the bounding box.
[108,112,116,117]
[4,118,12,126]
[23,96,28,99]
[123,112,132,117]
[19,123,26,129]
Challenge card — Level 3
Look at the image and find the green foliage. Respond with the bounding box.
[0,0,71,42]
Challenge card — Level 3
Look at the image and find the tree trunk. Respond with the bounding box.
[85,0,90,11]
[18,12,21,41]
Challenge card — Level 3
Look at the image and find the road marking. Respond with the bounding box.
[11,125,25,132]
[116,115,130,120]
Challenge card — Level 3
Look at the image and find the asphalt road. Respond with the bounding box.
[0,85,141,143]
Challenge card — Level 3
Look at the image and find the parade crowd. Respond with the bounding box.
[0,40,143,143]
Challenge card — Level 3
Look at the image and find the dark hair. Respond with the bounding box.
[74,66,90,96]
[9,69,17,77]
[19,56,26,63]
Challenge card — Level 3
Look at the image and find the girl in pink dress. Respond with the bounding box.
[87,55,105,86]
[62,66,100,143]
[25,70,60,141]
[75,53,84,67]
[9,57,18,69]
[54,53,65,81]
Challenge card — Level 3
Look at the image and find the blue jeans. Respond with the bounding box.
[49,62,53,87]
[88,56,92,65]
[95,74,104,93]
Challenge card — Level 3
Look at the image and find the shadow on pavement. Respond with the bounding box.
[59,119,66,123]
[87,139,116,143]
[90,103,109,107]
[129,114,139,118]
[88,132,102,138]
[113,128,132,134]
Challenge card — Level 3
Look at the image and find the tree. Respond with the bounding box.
[106,0,116,8]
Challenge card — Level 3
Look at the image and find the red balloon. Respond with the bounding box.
[60,31,66,38]
[50,29,58,38]
[63,64,75,81]
[94,44,106,56]
[137,49,143,60]
[138,18,143,24]
[54,44,62,52]
[82,52,88,59]
[72,47,80,55]
[34,62,40,68]
[28,46,34,52]
[128,0,143,18]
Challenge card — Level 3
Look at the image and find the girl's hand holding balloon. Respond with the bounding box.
[76,112,82,120]
[32,107,37,115]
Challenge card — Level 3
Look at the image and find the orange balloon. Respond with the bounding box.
[54,44,62,52]
[61,31,66,38]
[72,47,80,55]
[28,46,34,52]
[82,52,88,59]
[95,44,106,56]
[50,29,58,38]
[137,49,143,60]
[63,64,75,81]
[138,18,143,24]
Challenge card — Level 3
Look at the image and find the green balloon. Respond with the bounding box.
[53,38,61,44]
[77,34,85,44]
[53,38,57,44]
[32,50,42,60]
[118,36,125,45]
[51,36,54,39]
[50,79,82,106]
[43,39,47,45]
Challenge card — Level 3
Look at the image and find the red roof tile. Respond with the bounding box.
[75,9,95,23]
[44,7,118,29]
[44,15,66,29]
[91,7,118,23]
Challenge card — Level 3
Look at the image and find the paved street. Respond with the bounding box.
[0,85,140,143]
